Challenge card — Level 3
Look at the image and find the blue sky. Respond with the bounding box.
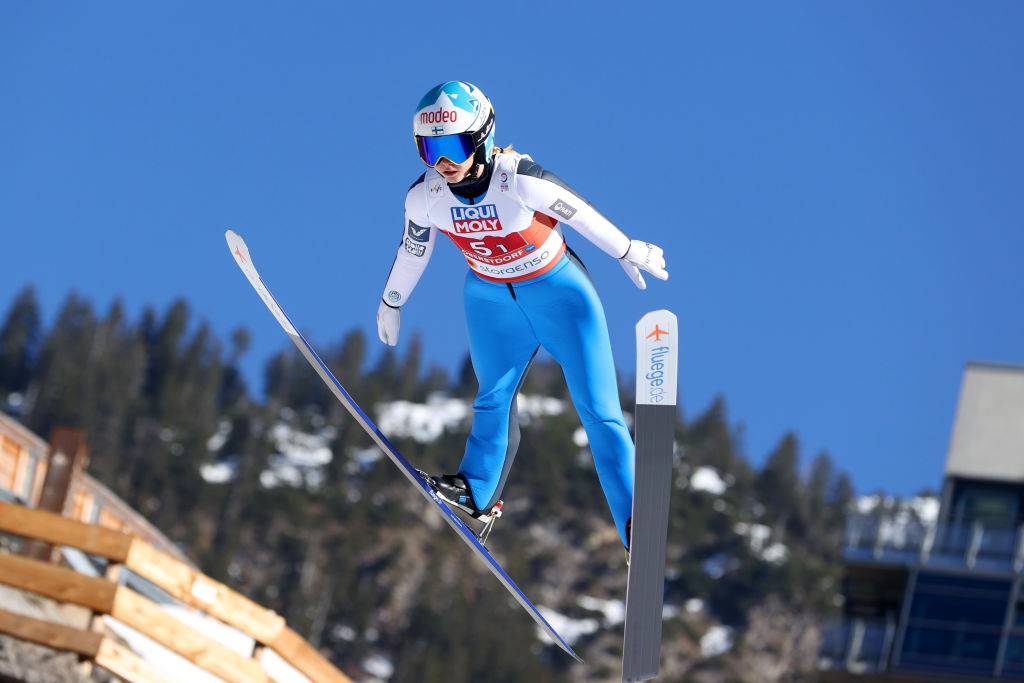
[3,3,1022,497]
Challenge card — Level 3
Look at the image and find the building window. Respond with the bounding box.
[953,484,1019,529]
[1006,601,1024,677]
[900,572,1011,675]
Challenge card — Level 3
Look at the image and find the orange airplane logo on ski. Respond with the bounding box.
[234,247,247,264]
[646,325,669,342]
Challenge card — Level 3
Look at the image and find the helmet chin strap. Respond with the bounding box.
[461,160,485,182]
[452,154,487,185]
[448,156,493,195]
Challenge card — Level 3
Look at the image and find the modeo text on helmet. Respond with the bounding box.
[420,109,459,124]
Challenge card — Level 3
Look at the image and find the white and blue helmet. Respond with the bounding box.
[414,81,495,168]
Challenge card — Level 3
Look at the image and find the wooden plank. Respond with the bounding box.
[269,627,353,683]
[0,606,103,657]
[95,638,184,683]
[11,445,28,499]
[110,587,270,683]
[0,413,49,455]
[0,434,18,457]
[0,552,116,613]
[0,450,14,490]
[28,460,47,507]
[97,506,127,532]
[75,474,193,565]
[125,538,286,644]
[68,488,89,523]
[0,500,133,560]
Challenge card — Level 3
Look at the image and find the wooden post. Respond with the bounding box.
[83,560,124,677]
[22,427,90,562]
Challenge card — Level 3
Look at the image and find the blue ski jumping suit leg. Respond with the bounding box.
[459,255,635,545]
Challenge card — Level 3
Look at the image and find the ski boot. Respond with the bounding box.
[625,517,632,565]
[417,470,503,544]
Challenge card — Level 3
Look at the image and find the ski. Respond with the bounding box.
[224,230,582,663]
[622,309,678,682]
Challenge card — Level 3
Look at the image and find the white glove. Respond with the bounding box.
[377,300,401,346]
[619,239,668,290]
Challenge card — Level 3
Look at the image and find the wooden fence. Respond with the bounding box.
[0,413,188,564]
[0,500,352,683]
[0,414,352,682]
[0,412,48,506]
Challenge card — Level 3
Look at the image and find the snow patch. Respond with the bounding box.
[760,542,789,564]
[691,466,727,495]
[331,624,358,642]
[376,393,567,443]
[206,418,232,452]
[702,553,735,579]
[685,598,705,613]
[911,496,940,524]
[255,421,333,490]
[734,522,788,565]
[536,606,600,645]
[376,395,470,442]
[855,494,941,530]
[200,461,236,484]
[516,394,566,422]
[578,595,625,625]
[361,654,394,680]
[269,422,332,467]
[701,625,735,657]
[345,447,383,474]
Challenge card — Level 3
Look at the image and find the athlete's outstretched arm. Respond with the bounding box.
[378,175,438,345]
[515,159,667,288]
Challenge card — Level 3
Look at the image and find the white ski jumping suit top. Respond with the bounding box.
[382,152,631,304]
[381,152,636,547]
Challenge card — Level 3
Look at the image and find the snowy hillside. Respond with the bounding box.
[197,391,843,673]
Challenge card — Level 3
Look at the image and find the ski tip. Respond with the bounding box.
[636,309,678,407]
[225,230,255,271]
[556,642,583,664]
[636,309,677,328]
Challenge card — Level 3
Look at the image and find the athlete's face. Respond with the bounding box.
[435,156,476,184]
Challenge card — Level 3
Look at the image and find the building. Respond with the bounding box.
[821,361,1024,680]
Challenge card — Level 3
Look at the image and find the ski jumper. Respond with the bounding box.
[382,152,635,545]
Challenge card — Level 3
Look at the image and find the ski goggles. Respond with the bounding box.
[415,132,476,167]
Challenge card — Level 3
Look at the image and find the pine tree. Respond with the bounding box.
[398,332,424,401]
[452,353,477,398]
[217,326,251,410]
[0,286,42,402]
[23,292,97,435]
[755,432,802,535]
[327,329,366,415]
[685,396,742,474]
[804,451,838,553]
[829,471,855,539]
[87,300,147,486]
